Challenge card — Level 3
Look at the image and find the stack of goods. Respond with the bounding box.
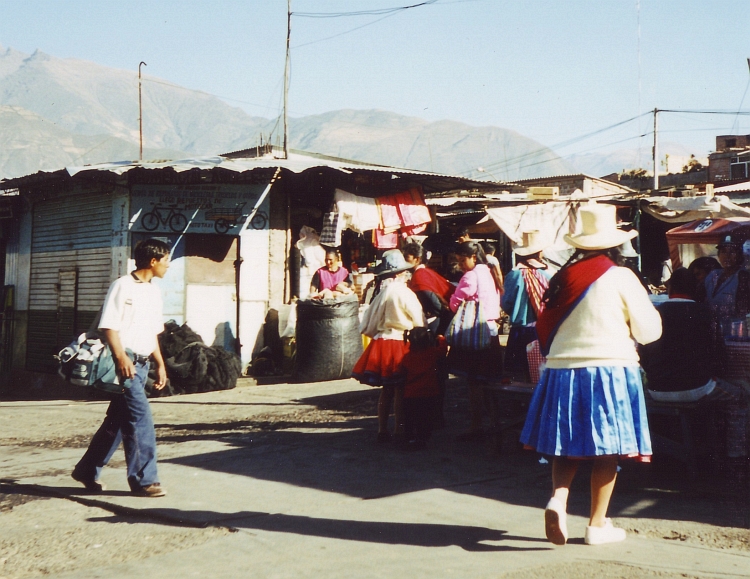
[352,272,375,301]
[147,321,242,397]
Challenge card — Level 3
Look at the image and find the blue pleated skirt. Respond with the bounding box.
[520,366,652,459]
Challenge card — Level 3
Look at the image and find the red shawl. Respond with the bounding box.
[409,266,454,302]
[536,255,616,355]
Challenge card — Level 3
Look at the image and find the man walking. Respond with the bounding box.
[72,238,170,497]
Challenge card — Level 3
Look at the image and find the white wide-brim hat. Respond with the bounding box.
[513,229,549,256]
[564,202,637,251]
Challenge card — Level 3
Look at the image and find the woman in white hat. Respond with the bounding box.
[501,230,553,380]
[520,202,662,546]
[352,250,426,443]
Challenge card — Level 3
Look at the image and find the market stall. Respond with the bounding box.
[665,217,750,269]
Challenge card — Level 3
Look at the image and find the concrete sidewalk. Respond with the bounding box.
[5,379,750,578]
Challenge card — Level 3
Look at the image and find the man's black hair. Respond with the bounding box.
[402,242,423,260]
[134,238,171,270]
[668,267,697,298]
[404,326,435,351]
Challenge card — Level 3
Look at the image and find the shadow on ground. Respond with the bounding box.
[87,508,551,552]
[159,380,750,530]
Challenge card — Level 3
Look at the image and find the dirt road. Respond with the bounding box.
[1,378,748,579]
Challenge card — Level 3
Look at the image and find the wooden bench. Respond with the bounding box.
[645,396,726,479]
[481,380,536,452]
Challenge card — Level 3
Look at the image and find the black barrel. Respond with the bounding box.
[292,298,363,383]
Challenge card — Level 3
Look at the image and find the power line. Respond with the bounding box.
[292,11,399,49]
[293,1,437,18]
[467,112,650,176]
[658,108,750,115]
[291,0,438,49]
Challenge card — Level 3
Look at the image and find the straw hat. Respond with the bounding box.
[564,203,637,250]
[513,230,549,256]
[374,249,414,278]
[619,238,639,258]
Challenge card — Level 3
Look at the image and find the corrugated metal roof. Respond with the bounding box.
[0,148,507,194]
[715,180,750,193]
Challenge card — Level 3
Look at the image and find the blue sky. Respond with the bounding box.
[2,0,750,159]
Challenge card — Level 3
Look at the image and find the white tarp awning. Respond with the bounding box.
[642,195,750,223]
[485,202,576,246]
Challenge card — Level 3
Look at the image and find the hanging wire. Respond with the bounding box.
[291,0,438,49]
[465,112,651,176]
[293,1,438,18]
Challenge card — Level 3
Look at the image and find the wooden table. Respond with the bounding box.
[481,380,535,452]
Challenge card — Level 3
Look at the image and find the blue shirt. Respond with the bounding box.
[501,267,552,327]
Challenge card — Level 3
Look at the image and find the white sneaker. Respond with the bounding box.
[585,518,626,545]
[544,497,568,545]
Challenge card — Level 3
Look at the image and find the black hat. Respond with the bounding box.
[717,234,743,249]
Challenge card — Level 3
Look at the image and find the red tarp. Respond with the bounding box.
[666,217,750,268]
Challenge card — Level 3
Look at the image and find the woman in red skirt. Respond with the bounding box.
[352,250,426,442]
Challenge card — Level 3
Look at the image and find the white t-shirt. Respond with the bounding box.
[99,274,164,356]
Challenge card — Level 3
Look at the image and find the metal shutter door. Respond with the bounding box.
[27,192,113,371]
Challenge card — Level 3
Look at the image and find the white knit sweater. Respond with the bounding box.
[360,280,425,340]
[545,267,662,369]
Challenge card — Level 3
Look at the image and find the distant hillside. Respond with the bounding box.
[0,46,573,181]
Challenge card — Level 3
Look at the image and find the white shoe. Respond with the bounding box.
[585,518,626,545]
[544,497,568,545]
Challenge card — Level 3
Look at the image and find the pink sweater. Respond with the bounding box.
[450,264,501,321]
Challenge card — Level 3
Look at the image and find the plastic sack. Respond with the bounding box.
[296,226,326,270]
[292,297,363,383]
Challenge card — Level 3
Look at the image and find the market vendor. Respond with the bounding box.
[309,249,354,299]
[704,235,750,339]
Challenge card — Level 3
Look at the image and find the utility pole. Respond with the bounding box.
[139,61,147,161]
[283,0,291,159]
[652,107,659,190]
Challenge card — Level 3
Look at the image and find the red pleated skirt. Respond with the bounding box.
[352,337,409,387]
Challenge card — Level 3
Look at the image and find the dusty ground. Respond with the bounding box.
[1,378,749,578]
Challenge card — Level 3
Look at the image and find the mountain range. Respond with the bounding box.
[0,45,685,183]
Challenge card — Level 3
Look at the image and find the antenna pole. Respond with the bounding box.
[283,0,291,159]
[139,61,147,161]
[652,107,659,190]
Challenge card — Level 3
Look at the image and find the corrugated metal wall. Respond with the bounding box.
[27,193,113,371]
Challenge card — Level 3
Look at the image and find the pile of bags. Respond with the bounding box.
[147,321,242,397]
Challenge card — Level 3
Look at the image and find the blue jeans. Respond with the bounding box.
[74,361,159,490]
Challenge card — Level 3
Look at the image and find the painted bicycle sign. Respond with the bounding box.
[131,184,269,234]
[141,205,189,232]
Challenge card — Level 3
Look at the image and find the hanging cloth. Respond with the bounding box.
[376,197,402,234]
[373,228,399,249]
[334,189,380,234]
[394,188,431,228]
[320,212,342,247]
